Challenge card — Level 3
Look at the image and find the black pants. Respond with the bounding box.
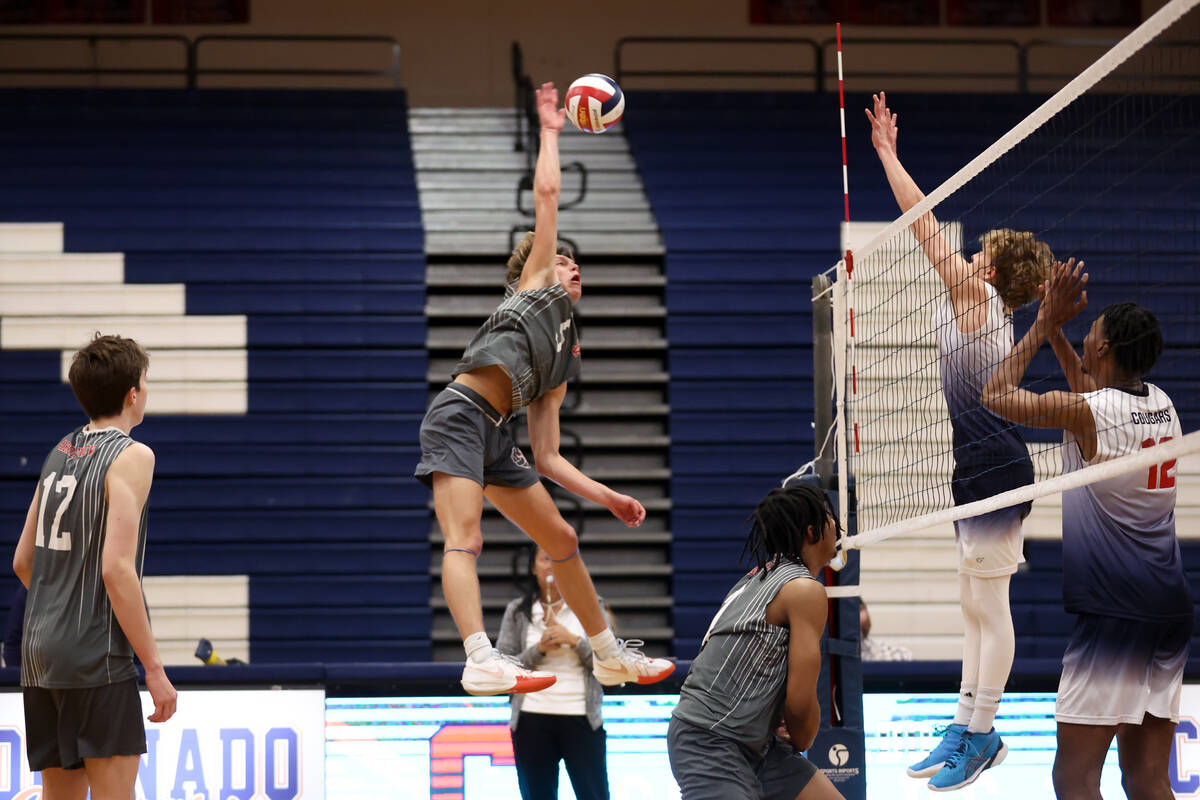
[511,712,609,800]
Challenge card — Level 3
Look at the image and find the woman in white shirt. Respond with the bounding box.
[497,545,611,800]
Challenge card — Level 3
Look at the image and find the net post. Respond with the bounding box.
[812,273,835,489]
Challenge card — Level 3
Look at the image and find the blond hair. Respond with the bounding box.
[981,228,1053,310]
[505,231,576,291]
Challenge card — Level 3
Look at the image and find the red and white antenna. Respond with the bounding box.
[836,23,859,454]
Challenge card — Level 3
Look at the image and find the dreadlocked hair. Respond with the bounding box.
[1100,301,1163,377]
[741,483,835,579]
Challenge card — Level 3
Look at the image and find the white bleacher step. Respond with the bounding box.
[431,562,672,579]
[418,172,647,191]
[433,497,672,517]
[415,151,639,171]
[861,571,962,604]
[427,295,664,317]
[144,575,249,607]
[422,209,658,231]
[421,190,652,212]
[426,369,667,386]
[0,252,123,284]
[879,635,965,662]
[144,382,248,414]
[872,602,966,637]
[859,538,958,571]
[0,223,63,253]
[424,231,664,258]
[1,315,247,349]
[431,625,673,644]
[430,530,672,547]
[410,134,632,155]
[0,284,185,316]
[60,348,248,382]
[428,335,667,351]
[844,220,963,255]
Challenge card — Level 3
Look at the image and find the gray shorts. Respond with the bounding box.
[414,383,539,490]
[667,717,818,800]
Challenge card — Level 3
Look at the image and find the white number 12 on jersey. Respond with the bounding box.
[35,471,78,551]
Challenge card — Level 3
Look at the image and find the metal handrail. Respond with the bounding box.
[0,34,190,84]
[192,35,402,89]
[818,36,1023,92]
[615,36,822,90]
[1022,38,1200,91]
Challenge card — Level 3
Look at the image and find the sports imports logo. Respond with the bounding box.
[828,743,851,767]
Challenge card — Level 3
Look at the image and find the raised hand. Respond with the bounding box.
[1038,257,1089,329]
[864,91,898,156]
[609,493,646,528]
[536,81,566,133]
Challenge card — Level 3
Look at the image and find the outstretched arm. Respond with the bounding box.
[779,578,828,751]
[517,82,568,293]
[527,383,646,527]
[1048,325,1098,394]
[866,92,985,313]
[983,259,1097,454]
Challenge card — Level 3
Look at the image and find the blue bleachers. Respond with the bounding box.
[0,89,430,663]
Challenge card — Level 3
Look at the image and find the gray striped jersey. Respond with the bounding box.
[673,559,816,757]
[22,426,146,688]
[453,284,581,410]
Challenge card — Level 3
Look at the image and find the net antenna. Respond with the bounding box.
[834,0,1200,549]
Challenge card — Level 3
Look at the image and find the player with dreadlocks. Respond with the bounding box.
[667,482,845,800]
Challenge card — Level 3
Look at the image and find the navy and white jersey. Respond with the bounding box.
[22,426,147,689]
[933,282,1034,506]
[1061,383,1191,622]
[453,284,581,411]
[673,559,817,758]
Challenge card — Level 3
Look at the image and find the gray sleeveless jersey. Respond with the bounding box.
[673,560,816,757]
[22,426,146,688]
[453,284,581,411]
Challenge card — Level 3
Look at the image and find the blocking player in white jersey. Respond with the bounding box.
[984,259,1191,800]
[868,92,1053,790]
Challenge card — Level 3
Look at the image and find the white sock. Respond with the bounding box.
[464,632,492,663]
[589,628,620,661]
[953,683,977,727]
[969,685,1003,734]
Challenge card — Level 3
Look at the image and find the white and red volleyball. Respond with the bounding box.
[564,74,625,134]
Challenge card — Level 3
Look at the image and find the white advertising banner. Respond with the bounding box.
[0,688,325,800]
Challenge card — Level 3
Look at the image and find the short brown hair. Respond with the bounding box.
[981,228,1053,310]
[505,231,576,291]
[68,333,149,420]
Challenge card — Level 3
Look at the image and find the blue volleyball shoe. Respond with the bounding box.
[927,728,1008,792]
[906,723,968,778]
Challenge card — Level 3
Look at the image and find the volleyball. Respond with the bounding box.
[564,74,625,133]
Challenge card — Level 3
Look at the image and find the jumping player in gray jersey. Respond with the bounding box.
[868,92,1053,790]
[414,81,673,696]
[668,483,845,800]
[12,333,176,800]
[985,260,1191,800]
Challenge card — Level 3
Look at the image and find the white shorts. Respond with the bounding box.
[1056,613,1191,726]
[954,507,1024,578]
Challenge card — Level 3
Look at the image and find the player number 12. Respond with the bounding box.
[35,471,78,550]
[1142,436,1176,490]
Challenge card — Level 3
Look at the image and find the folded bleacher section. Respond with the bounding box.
[0,89,430,663]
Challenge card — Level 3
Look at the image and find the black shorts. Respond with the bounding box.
[414,382,540,490]
[23,678,146,770]
[667,717,818,800]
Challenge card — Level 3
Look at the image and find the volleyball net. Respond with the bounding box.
[824,0,1200,547]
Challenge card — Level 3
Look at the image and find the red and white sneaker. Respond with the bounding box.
[593,639,676,686]
[461,650,556,697]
